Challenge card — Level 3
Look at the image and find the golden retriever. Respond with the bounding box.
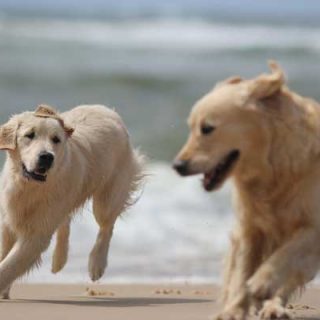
[173,61,320,319]
[0,104,144,298]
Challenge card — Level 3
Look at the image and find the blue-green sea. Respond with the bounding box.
[1,0,320,283]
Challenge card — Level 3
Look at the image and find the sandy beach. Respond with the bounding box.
[1,283,319,320]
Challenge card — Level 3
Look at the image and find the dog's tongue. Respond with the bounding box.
[203,172,214,188]
[35,168,46,175]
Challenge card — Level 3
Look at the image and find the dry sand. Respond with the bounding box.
[1,283,319,320]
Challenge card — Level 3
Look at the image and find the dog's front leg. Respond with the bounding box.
[223,232,263,303]
[217,231,263,320]
[247,227,320,317]
[52,217,70,274]
[0,235,51,292]
[0,224,16,299]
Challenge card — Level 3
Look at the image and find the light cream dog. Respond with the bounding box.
[0,104,144,298]
[174,61,320,319]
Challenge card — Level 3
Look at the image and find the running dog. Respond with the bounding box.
[0,104,144,298]
[174,61,320,319]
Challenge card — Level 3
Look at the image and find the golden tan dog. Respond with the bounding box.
[174,61,320,319]
[0,104,144,298]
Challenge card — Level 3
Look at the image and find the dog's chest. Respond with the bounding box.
[236,188,305,241]
[1,188,63,235]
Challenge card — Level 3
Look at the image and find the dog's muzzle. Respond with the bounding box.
[172,159,190,176]
[22,152,54,182]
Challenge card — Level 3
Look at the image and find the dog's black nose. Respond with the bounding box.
[173,159,189,176]
[38,152,54,170]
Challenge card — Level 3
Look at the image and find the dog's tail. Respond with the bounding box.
[124,148,147,210]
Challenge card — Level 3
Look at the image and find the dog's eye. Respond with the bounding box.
[52,136,61,144]
[25,132,35,140]
[201,125,215,135]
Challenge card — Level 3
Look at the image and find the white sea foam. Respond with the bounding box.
[21,162,234,284]
[1,18,320,52]
[13,162,320,285]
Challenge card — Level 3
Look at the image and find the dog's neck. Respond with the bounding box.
[234,87,320,201]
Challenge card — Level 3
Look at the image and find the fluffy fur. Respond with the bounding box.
[0,104,144,298]
[174,61,320,319]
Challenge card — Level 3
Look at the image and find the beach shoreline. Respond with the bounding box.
[2,283,320,320]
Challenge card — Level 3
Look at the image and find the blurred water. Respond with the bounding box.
[1,3,320,283]
[25,163,234,284]
[1,17,320,161]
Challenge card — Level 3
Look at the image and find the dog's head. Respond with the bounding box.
[0,104,74,182]
[173,61,285,191]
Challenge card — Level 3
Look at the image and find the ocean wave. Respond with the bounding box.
[22,162,234,284]
[1,17,320,53]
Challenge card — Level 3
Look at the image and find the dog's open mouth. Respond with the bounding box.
[22,164,47,182]
[203,150,240,191]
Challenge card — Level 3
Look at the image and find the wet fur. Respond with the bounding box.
[0,104,144,298]
[175,62,320,319]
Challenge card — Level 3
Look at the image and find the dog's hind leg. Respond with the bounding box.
[51,217,71,274]
[88,150,143,282]
[88,191,124,282]
[0,225,16,299]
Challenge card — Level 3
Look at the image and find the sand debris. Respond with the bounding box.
[85,287,115,297]
[153,289,182,295]
[287,304,315,310]
[193,290,211,295]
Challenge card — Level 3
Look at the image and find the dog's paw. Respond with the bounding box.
[247,270,275,301]
[51,253,67,274]
[0,286,11,300]
[259,300,292,319]
[1,293,10,300]
[88,250,107,282]
[214,307,246,320]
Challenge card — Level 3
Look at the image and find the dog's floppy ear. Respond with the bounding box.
[63,124,74,137]
[249,60,285,99]
[35,104,58,117]
[0,118,18,150]
[35,104,74,137]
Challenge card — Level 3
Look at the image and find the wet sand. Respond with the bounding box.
[2,283,320,320]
